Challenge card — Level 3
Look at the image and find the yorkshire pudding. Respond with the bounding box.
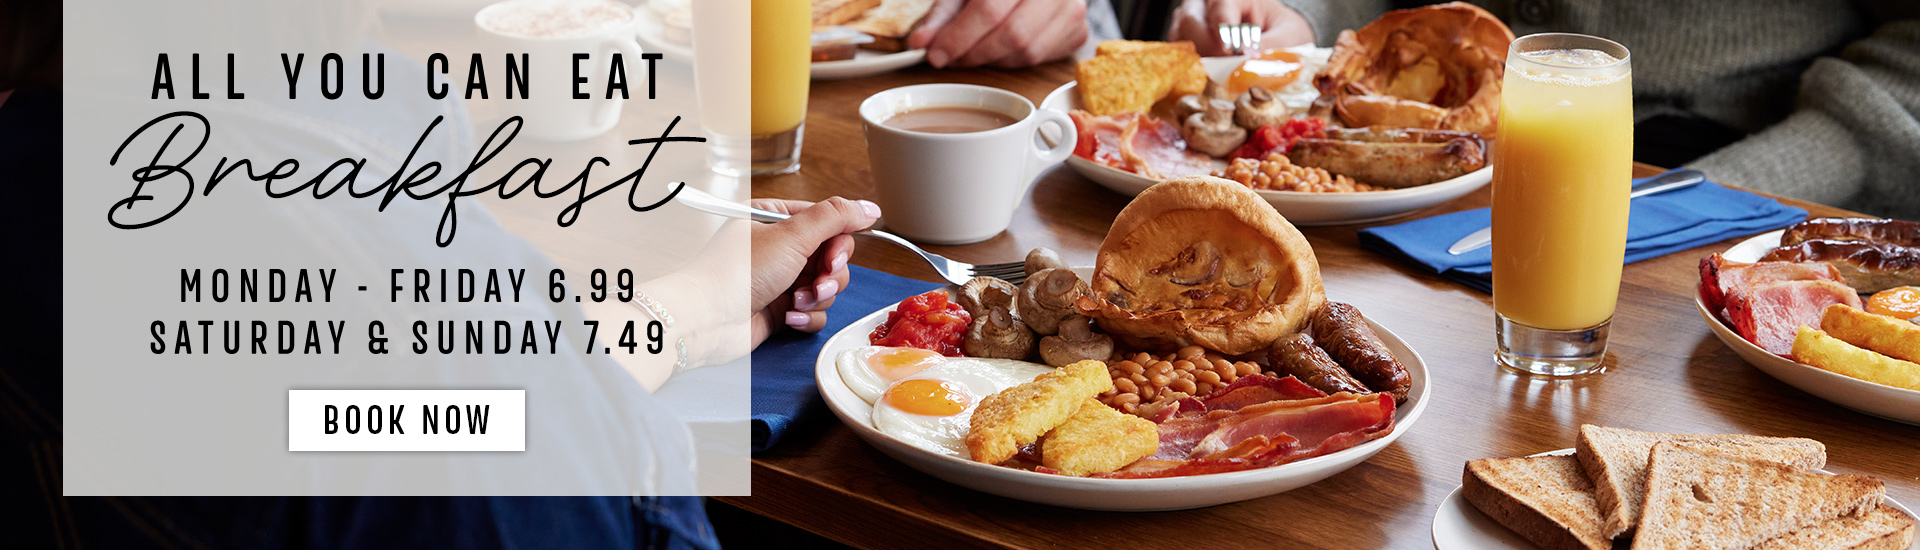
[1314,2,1514,137]
[1078,176,1325,355]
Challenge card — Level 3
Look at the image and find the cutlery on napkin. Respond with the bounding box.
[1357,169,1808,293]
[1445,169,1707,255]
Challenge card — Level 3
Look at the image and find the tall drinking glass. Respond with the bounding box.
[699,0,808,176]
[1491,33,1633,376]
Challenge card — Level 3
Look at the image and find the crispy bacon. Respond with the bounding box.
[1096,392,1395,479]
[1187,392,1395,460]
[1071,110,1214,179]
[1200,374,1328,411]
[1146,392,1394,462]
[1070,110,1128,168]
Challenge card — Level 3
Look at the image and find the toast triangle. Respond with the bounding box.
[1576,424,1827,538]
[1629,442,1884,550]
[1462,455,1611,550]
[1756,503,1916,550]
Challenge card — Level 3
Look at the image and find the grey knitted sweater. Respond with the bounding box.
[1283,0,1920,219]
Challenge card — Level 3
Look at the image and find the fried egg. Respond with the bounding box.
[1274,45,1330,113]
[836,346,949,404]
[835,346,1053,458]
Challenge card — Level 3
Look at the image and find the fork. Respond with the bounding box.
[1218,23,1263,56]
[672,183,1032,286]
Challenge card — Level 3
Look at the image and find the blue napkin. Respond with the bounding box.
[749,265,941,452]
[1358,169,1808,293]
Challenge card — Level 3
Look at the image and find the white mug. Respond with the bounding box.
[474,0,646,142]
[859,84,1076,245]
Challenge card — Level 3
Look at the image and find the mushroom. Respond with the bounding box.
[964,305,1036,359]
[1176,93,1240,132]
[1172,94,1208,123]
[956,276,1018,320]
[1037,316,1115,367]
[1204,79,1232,102]
[1183,99,1247,157]
[1018,268,1090,335]
[1233,86,1290,130]
[1024,247,1068,278]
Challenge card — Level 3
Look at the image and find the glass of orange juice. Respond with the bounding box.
[1490,33,1632,377]
[695,0,809,175]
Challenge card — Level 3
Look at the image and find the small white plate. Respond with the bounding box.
[812,49,927,80]
[1433,449,1920,550]
[1037,80,1492,226]
[813,268,1431,511]
[632,7,694,62]
[1697,230,1920,425]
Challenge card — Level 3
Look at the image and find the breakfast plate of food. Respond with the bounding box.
[814,177,1430,510]
[1040,3,1508,226]
[1695,218,1920,425]
[809,0,930,79]
[1435,425,1917,550]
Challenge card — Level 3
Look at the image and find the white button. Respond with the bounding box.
[287,390,526,451]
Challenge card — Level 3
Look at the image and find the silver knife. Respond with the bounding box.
[1444,169,1707,255]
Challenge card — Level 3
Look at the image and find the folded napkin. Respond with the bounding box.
[749,265,940,452]
[1358,169,1808,293]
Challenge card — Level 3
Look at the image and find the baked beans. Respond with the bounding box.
[1096,346,1276,416]
[1214,153,1382,193]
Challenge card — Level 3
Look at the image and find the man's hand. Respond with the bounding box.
[1169,0,1315,56]
[909,0,1089,69]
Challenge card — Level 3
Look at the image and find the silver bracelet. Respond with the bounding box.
[630,289,690,376]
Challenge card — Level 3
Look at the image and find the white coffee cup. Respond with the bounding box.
[860,84,1076,245]
[475,0,646,142]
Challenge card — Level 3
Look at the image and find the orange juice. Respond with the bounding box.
[750,0,809,135]
[1491,47,1633,331]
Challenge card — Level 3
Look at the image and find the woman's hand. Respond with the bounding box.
[1169,0,1315,57]
[749,197,882,348]
[908,0,1088,69]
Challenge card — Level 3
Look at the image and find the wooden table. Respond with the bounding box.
[723,60,1920,549]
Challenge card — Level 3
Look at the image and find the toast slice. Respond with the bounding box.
[846,0,934,39]
[1577,425,1827,538]
[1630,443,1884,550]
[811,0,882,26]
[1756,504,1916,550]
[1462,455,1611,550]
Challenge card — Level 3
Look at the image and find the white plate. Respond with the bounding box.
[1696,230,1920,425]
[631,7,694,62]
[1037,80,1493,226]
[813,268,1431,511]
[1433,449,1920,550]
[812,49,927,80]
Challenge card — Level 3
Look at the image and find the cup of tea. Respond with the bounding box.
[859,84,1076,245]
[475,0,645,142]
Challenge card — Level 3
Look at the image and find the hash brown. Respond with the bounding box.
[1041,398,1159,476]
[966,361,1112,464]
[1076,40,1206,116]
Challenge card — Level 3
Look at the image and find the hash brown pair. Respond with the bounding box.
[1076,40,1207,116]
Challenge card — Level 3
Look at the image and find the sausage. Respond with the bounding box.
[1308,302,1412,403]
[1324,126,1480,144]
[1760,239,1920,294]
[1781,218,1920,248]
[1287,134,1486,188]
[1269,332,1371,396]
